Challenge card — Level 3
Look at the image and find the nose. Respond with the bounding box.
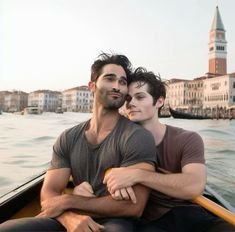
[112,80,120,91]
[126,96,135,109]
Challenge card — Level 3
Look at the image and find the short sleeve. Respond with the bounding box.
[120,128,157,167]
[181,132,205,167]
[49,130,71,170]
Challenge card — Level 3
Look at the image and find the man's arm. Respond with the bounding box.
[39,168,104,231]
[40,162,154,218]
[40,168,71,200]
[104,163,206,200]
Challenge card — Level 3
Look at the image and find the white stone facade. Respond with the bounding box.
[62,86,93,112]
[28,90,62,112]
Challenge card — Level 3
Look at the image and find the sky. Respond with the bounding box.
[0,0,235,93]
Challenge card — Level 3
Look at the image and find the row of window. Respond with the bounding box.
[204,94,228,101]
[209,46,225,51]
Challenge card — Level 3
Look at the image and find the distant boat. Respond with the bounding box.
[23,106,42,115]
[55,107,63,114]
[159,113,171,118]
[169,107,211,120]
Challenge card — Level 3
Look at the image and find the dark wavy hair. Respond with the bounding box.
[130,67,166,105]
[90,52,133,84]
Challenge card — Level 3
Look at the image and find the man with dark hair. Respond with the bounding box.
[0,55,156,232]
[104,67,235,232]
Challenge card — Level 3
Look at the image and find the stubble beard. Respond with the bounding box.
[96,87,126,110]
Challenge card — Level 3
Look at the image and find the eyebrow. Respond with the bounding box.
[103,73,127,81]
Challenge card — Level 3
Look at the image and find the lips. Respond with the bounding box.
[127,110,140,115]
[108,92,122,98]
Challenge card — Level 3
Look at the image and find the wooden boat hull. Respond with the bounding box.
[1,173,235,226]
[0,173,44,223]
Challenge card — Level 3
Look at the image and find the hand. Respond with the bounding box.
[59,211,104,232]
[111,187,137,204]
[37,195,67,218]
[73,182,96,198]
[103,167,138,193]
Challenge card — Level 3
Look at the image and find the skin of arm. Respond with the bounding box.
[104,163,207,200]
[38,168,104,231]
[39,162,154,219]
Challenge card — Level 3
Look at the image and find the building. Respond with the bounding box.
[28,90,62,112]
[0,91,28,112]
[208,6,227,76]
[165,79,189,110]
[62,86,93,112]
[203,73,235,109]
[165,6,235,115]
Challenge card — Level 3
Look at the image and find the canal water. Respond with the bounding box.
[0,112,234,207]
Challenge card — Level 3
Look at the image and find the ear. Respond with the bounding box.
[88,81,96,92]
[155,97,165,108]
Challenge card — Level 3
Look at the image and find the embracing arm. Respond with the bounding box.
[105,163,206,200]
[40,162,154,218]
[40,168,104,231]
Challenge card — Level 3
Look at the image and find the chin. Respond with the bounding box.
[129,116,141,122]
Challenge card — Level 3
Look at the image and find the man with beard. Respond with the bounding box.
[0,53,156,232]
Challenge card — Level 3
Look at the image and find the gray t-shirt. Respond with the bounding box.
[50,116,156,196]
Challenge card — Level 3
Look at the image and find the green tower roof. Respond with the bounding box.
[211,6,225,31]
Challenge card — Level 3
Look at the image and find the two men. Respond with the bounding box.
[0,53,156,231]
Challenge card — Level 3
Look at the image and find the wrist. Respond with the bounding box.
[62,194,73,211]
[136,169,146,184]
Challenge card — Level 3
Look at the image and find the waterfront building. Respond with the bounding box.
[165,79,189,110]
[0,91,28,112]
[203,73,235,109]
[165,6,235,115]
[0,91,11,112]
[28,90,62,112]
[62,86,93,112]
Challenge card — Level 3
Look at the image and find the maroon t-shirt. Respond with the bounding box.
[143,125,205,220]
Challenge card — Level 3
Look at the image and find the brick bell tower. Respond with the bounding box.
[208,6,227,76]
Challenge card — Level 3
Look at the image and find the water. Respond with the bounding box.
[0,113,234,207]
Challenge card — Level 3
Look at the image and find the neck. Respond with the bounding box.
[89,101,120,135]
[140,116,166,146]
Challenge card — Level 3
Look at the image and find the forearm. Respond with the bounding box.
[138,169,205,199]
[62,185,148,218]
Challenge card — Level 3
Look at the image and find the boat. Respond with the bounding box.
[0,173,235,226]
[55,106,63,114]
[169,107,211,120]
[23,106,43,115]
[159,114,171,118]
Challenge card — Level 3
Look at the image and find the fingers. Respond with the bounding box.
[88,221,104,232]
[113,189,122,200]
[126,186,137,204]
[120,188,130,201]
[111,187,137,204]
[73,182,95,197]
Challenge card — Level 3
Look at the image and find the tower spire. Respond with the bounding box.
[211,6,225,31]
[208,6,227,76]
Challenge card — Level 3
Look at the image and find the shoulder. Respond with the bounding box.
[166,125,203,143]
[63,120,89,137]
[167,126,204,156]
[56,120,89,145]
[119,116,154,140]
